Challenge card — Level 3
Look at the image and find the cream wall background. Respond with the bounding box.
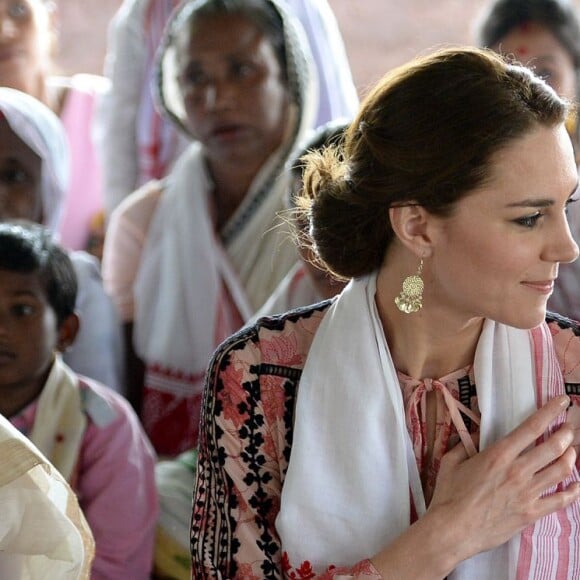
[57,0,580,97]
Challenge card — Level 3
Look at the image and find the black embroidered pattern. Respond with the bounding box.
[191,302,328,578]
[546,311,580,336]
[191,308,578,578]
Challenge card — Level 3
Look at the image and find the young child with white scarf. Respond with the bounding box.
[192,47,580,578]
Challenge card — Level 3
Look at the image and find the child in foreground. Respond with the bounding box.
[0,222,158,579]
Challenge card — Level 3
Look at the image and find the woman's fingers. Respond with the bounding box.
[526,445,577,498]
[533,481,580,521]
[499,395,570,457]
[518,425,575,477]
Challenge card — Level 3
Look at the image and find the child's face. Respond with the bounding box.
[0,268,58,404]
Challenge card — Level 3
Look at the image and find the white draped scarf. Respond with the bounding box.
[277,274,580,578]
[0,87,69,232]
[29,355,87,484]
[134,0,318,393]
[133,141,301,389]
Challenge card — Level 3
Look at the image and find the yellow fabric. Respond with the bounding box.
[0,415,94,579]
[153,527,190,580]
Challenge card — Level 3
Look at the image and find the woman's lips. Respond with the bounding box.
[0,349,16,363]
[0,48,20,63]
[521,280,555,294]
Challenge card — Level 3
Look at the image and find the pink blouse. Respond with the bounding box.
[192,305,580,578]
[11,374,158,579]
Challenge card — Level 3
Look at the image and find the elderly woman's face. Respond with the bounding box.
[0,118,42,223]
[176,12,290,167]
[494,22,577,101]
[0,0,54,90]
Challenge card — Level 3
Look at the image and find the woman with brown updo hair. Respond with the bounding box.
[475,0,580,322]
[191,47,580,578]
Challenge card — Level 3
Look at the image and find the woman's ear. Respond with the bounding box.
[56,312,79,353]
[388,204,435,259]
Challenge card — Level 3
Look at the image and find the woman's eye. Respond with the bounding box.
[0,166,30,185]
[566,197,579,216]
[514,212,543,228]
[231,62,255,79]
[535,68,553,81]
[12,304,34,317]
[8,1,29,19]
[181,66,208,87]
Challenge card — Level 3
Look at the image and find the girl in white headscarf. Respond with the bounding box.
[0,87,123,393]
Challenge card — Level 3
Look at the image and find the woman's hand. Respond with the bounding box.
[371,396,580,579]
[429,394,580,560]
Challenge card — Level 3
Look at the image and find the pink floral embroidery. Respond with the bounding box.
[261,333,302,366]
[220,363,249,426]
[281,552,379,579]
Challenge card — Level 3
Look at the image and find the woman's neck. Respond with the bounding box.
[207,157,265,230]
[375,265,483,380]
[9,74,65,116]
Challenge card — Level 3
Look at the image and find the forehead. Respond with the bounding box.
[497,22,573,61]
[176,12,275,63]
[464,125,577,209]
[0,117,41,166]
[0,268,45,299]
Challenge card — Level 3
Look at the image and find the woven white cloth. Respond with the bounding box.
[277,273,580,578]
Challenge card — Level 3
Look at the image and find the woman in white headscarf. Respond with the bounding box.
[96,0,358,215]
[103,0,317,457]
[0,87,124,393]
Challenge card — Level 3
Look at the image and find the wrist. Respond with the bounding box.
[370,506,462,579]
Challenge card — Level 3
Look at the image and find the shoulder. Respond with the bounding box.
[77,377,134,428]
[77,375,155,453]
[61,74,110,97]
[109,179,164,232]
[208,300,331,383]
[546,312,580,386]
[68,250,101,279]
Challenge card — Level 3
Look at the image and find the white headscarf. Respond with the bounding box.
[0,87,70,232]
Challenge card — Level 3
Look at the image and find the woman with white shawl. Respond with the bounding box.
[97,0,358,215]
[102,0,317,457]
[192,47,580,578]
[0,87,124,393]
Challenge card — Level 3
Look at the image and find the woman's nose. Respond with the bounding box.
[0,16,18,40]
[203,80,234,111]
[549,215,580,264]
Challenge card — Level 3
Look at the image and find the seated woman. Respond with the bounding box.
[102,0,317,456]
[475,0,580,320]
[0,87,124,392]
[192,47,580,577]
[0,0,106,254]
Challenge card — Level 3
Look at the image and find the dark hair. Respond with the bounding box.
[171,0,287,80]
[298,47,567,280]
[476,0,580,69]
[288,118,350,205]
[0,222,77,325]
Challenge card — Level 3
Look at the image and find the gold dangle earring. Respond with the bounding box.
[394,258,424,314]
